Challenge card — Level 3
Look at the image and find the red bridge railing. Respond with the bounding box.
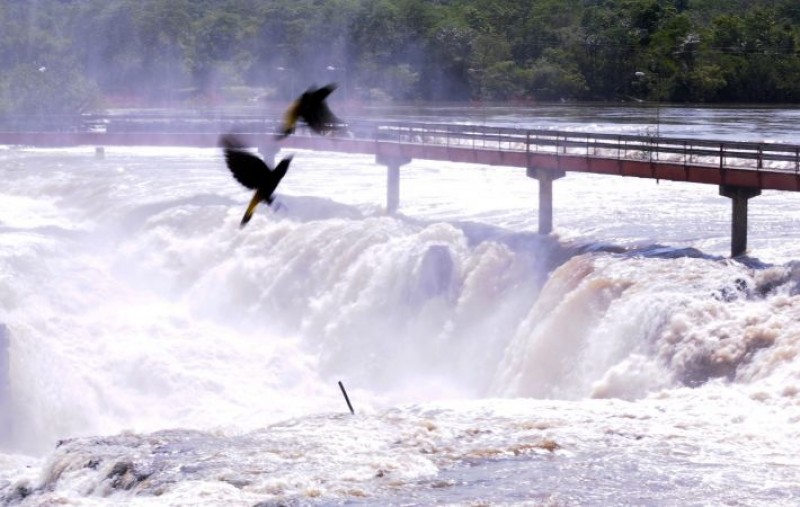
[374,122,800,174]
[2,114,800,175]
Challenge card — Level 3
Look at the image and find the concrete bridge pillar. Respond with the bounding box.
[719,185,761,257]
[527,167,566,234]
[376,155,411,215]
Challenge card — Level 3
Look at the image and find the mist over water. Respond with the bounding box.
[2,107,800,505]
[1,145,554,453]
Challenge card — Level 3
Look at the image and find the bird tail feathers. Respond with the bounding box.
[277,101,301,139]
[241,190,264,228]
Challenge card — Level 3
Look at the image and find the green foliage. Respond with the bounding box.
[0,2,99,118]
[2,0,800,110]
[0,62,99,118]
[527,49,589,100]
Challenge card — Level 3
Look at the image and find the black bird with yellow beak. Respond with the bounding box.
[220,134,293,228]
[276,83,343,139]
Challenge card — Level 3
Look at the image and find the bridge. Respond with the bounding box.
[4,115,800,257]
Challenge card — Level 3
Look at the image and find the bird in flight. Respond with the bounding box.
[220,134,293,227]
[276,83,343,139]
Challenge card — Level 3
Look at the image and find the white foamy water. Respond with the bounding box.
[3,106,800,506]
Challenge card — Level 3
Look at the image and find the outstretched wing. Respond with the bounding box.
[272,155,293,184]
[220,135,270,190]
[260,156,294,199]
[308,83,337,103]
[316,102,342,129]
[300,84,342,134]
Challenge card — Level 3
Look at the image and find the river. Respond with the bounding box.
[1,105,800,506]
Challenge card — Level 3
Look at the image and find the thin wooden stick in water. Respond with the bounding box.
[338,381,354,415]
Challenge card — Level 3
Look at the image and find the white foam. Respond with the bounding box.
[4,126,800,504]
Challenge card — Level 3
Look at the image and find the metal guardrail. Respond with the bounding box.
[374,121,800,173]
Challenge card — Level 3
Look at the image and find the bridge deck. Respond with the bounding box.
[2,118,799,191]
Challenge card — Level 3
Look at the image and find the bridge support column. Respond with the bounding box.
[377,155,411,215]
[527,167,566,234]
[720,185,761,257]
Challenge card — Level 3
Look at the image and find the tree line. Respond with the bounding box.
[2,0,800,116]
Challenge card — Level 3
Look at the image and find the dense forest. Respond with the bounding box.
[2,0,800,115]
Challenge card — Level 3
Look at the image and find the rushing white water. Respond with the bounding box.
[3,106,800,506]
